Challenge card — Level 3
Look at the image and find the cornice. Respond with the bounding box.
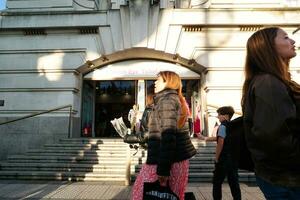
[0,88,79,93]
[0,10,107,16]
[0,69,79,75]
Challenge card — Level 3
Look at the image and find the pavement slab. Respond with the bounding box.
[0,181,265,200]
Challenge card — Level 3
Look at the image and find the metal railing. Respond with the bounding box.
[0,104,73,138]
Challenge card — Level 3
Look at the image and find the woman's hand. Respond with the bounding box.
[158,176,169,186]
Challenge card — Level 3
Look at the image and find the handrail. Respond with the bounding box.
[0,104,73,138]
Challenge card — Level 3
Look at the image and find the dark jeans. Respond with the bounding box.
[256,176,300,200]
[212,159,241,200]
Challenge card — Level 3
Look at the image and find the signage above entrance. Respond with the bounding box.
[84,60,200,80]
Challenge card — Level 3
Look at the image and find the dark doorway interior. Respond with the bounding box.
[182,79,199,109]
[95,80,136,137]
[82,78,199,138]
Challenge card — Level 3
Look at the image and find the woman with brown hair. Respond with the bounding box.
[132,71,196,200]
[242,27,300,199]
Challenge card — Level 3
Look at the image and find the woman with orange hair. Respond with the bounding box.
[132,71,196,200]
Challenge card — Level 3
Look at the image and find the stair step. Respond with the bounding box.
[9,154,128,159]
[1,162,127,168]
[26,149,147,157]
[7,157,128,164]
[187,172,256,183]
[27,149,128,153]
[59,138,125,144]
[25,152,128,157]
[0,171,126,181]
[0,167,127,173]
[0,138,255,183]
[43,144,128,149]
[0,163,133,173]
[57,138,216,146]
[131,174,255,183]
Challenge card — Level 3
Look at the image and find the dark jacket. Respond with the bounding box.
[140,105,153,133]
[243,74,300,187]
[146,89,197,176]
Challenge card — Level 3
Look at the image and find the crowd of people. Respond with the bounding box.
[108,27,300,200]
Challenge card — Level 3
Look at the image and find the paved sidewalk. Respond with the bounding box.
[0,180,265,200]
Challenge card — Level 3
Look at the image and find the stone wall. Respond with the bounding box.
[0,116,81,160]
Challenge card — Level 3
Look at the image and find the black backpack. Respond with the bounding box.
[227,116,254,172]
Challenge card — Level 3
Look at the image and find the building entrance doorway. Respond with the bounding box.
[81,59,203,138]
[94,80,136,137]
[81,78,201,138]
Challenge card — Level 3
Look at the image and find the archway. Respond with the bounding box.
[77,47,206,75]
[77,48,206,137]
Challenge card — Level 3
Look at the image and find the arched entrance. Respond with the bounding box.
[77,48,206,138]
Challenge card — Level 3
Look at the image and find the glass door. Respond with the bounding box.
[94,80,136,137]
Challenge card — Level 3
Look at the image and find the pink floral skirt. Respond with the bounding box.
[131,160,189,200]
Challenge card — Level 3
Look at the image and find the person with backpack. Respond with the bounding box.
[212,106,241,200]
[242,27,300,199]
[135,92,154,148]
[139,93,154,136]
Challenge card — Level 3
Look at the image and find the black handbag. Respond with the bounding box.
[143,180,179,200]
[123,134,140,144]
[123,132,149,144]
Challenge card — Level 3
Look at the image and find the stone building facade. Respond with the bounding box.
[0,0,300,160]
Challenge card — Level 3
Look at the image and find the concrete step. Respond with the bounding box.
[189,159,216,164]
[25,152,128,157]
[188,172,256,183]
[27,149,128,154]
[0,166,127,173]
[133,165,215,174]
[193,153,215,157]
[0,171,126,181]
[43,143,128,149]
[7,156,127,164]
[59,138,125,144]
[130,171,255,183]
[132,164,256,173]
[0,138,254,183]
[26,148,147,156]
[0,162,134,173]
[192,140,216,146]
[8,154,127,160]
[195,147,216,151]
[58,138,216,146]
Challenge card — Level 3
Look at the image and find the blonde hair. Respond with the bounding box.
[157,71,189,128]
